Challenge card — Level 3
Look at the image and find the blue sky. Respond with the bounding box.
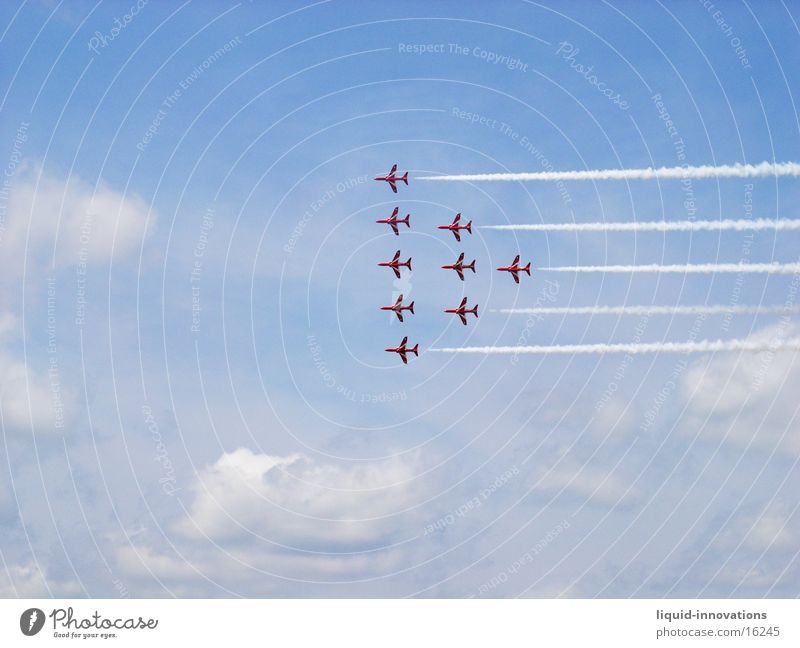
[0,0,798,597]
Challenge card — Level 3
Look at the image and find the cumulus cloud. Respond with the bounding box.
[1,160,154,275]
[178,448,427,549]
[0,310,69,433]
[674,500,800,595]
[113,537,416,596]
[530,458,634,507]
[0,563,48,597]
[713,501,797,552]
[0,354,61,431]
[0,314,16,338]
[0,561,81,597]
[116,545,200,583]
[109,449,432,594]
[0,160,148,433]
[680,321,800,455]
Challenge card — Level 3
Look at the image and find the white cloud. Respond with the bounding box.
[0,561,81,597]
[681,500,800,594]
[2,160,154,275]
[0,352,61,431]
[0,160,148,433]
[0,306,69,433]
[680,322,800,455]
[113,538,414,596]
[0,562,47,597]
[0,314,16,338]
[116,448,431,593]
[714,501,797,552]
[531,458,634,506]
[116,545,200,582]
[179,448,427,548]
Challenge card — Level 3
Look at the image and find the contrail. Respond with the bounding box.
[418,161,800,182]
[494,304,800,316]
[542,262,800,274]
[482,218,800,233]
[431,338,800,355]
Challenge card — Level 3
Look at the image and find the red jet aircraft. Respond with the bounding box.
[441,252,476,281]
[385,336,418,364]
[376,207,410,236]
[381,294,415,322]
[445,296,479,325]
[378,250,412,278]
[374,164,408,193]
[438,213,472,242]
[497,255,531,284]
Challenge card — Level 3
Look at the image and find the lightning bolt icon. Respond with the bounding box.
[28,611,37,631]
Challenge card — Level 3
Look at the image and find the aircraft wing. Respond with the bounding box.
[458,313,467,325]
[453,213,461,224]
[392,266,401,279]
[392,250,400,261]
[396,311,404,322]
[399,351,408,364]
[391,206,399,217]
[456,268,464,281]
[511,270,520,284]
[389,164,397,175]
[388,180,397,193]
[457,252,464,263]
[453,230,461,242]
[390,222,399,235]
[459,297,468,308]
[513,254,520,265]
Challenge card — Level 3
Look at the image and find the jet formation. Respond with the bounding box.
[373,165,531,363]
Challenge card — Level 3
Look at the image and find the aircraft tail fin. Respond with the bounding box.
[472,305,479,318]
[401,172,408,185]
[524,262,531,275]
[466,220,472,234]
[410,344,419,356]
[408,301,415,315]
[467,260,476,273]
[402,215,410,227]
[406,257,412,271]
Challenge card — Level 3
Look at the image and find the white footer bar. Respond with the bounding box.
[1,599,796,647]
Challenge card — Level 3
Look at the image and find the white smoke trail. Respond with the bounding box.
[418,161,800,183]
[494,304,800,316]
[482,218,800,233]
[431,338,800,355]
[542,263,800,274]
